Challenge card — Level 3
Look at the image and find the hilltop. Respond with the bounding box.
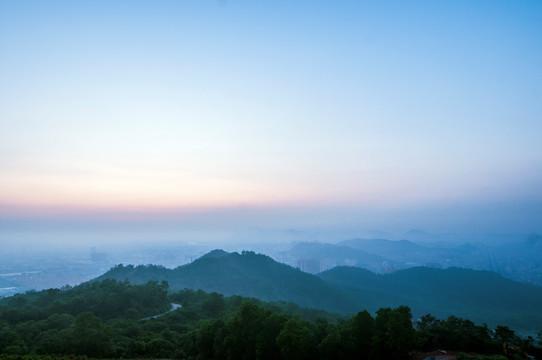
[97,250,356,314]
[97,249,542,333]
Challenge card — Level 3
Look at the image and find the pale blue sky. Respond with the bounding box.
[1,1,541,238]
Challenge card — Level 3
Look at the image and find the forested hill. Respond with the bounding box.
[97,250,357,314]
[319,266,542,333]
[0,279,171,322]
[97,250,542,333]
[5,282,540,359]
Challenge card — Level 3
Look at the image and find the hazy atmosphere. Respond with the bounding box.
[2,2,542,359]
[1,0,542,247]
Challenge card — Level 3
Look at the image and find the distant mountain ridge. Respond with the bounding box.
[339,238,422,257]
[287,242,393,273]
[96,249,542,334]
[283,235,542,287]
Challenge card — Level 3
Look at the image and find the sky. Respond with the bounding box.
[1,0,541,245]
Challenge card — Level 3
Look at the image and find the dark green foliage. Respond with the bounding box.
[385,306,415,360]
[1,258,542,359]
[221,302,277,360]
[177,300,408,360]
[0,279,170,357]
[276,318,316,360]
[416,314,494,353]
[72,312,111,357]
[0,279,170,321]
[345,310,374,359]
[203,292,226,316]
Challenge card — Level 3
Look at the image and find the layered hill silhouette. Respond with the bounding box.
[287,236,542,286]
[319,266,542,333]
[97,249,542,333]
[298,238,491,271]
[97,250,356,314]
[286,242,394,273]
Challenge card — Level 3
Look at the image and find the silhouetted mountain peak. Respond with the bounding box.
[98,249,356,314]
[199,249,230,259]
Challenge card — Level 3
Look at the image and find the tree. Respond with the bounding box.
[347,310,374,359]
[72,311,112,357]
[416,314,443,350]
[222,302,267,360]
[372,307,392,359]
[494,325,516,344]
[203,292,225,316]
[255,312,286,360]
[194,319,224,359]
[36,329,68,355]
[387,306,415,360]
[372,306,414,360]
[318,323,343,360]
[276,318,316,360]
[0,327,26,354]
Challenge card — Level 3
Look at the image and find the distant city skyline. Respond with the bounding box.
[1,1,541,242]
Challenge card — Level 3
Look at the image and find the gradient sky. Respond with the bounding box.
[1,0,541,240]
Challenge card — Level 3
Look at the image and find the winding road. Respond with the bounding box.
[140,303,182,321]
